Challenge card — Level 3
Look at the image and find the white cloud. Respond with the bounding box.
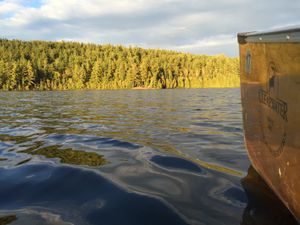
[0,0,300,56]
[0,0,22,16]
[174,35,235,49]
[170,35,237,56]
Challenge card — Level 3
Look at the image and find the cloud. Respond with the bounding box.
[0,0,300,56]
[149,34,238,56]
[172,35,235,49]
[0,0,22,17]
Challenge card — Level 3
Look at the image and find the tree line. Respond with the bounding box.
[0,39,240,91]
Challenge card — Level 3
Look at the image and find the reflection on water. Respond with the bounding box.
[21,145,107,167]
[241,166,298,225]
[0,215,17,225]
[150,155,204,174]
[0,164,189,225]
[0,89,297,224]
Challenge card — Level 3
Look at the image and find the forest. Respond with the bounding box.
[0,39,240,90]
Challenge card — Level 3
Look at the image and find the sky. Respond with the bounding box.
[0,0,300,56]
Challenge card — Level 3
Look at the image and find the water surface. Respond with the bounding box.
[0,89,297,225]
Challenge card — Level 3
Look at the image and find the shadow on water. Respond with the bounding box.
[241,166,298,225]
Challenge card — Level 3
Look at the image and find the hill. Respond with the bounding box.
[0,39,239,90]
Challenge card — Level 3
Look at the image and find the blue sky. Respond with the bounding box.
[22,0,43,8]
[0,0,299,56]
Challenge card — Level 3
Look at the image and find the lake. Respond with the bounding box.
[0,88,297,225]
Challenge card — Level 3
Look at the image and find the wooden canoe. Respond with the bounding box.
[238,26,300,222]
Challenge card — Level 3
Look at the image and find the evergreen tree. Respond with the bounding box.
[0,39,240,91]
[7,62,18,90]
[23,61,35,90]
[88,60,102,89]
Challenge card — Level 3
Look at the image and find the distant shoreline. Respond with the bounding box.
[0,86,240,92]
[132,87,158,90]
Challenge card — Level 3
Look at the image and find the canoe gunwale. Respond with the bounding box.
[238,26,300,44]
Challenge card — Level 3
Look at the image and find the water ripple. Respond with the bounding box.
[0,89,296,225]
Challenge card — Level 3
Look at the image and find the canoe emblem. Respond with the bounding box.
[258,61,288,157]
[245,49,251,75]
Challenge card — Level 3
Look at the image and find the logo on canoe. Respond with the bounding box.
[258,89,288,121]
[259,61,288,157]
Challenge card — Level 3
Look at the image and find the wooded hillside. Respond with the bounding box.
[0,39,240,90]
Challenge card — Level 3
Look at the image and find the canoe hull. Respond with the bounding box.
[238,29,300,221]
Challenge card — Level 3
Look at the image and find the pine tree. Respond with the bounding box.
[23,61,35,90]
[88,60,102,89]
[0,39,240,90]
[7,62,18,90]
